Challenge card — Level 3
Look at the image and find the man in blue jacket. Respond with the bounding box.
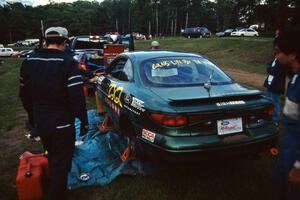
[264,58,286,124]
[272,29,300,200]
[19,27,88,200]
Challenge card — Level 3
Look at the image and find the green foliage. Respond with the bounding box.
[0,0,299,44]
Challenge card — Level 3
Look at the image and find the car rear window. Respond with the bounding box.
[142,56,232,87]
[74,37,108,50]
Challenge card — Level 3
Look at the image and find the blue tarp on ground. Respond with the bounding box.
[68,110,143,189]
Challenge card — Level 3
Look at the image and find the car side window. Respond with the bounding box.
[123,59,133,81]
[110,58,133,81]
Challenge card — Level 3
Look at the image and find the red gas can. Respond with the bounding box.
[16,152,49,200]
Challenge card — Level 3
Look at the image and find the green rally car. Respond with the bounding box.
[96,51,278,162]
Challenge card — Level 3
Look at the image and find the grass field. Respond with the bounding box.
[0,37,280,200]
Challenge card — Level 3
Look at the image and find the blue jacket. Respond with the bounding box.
[283,72,300,161]
[19,48,88,131]
[264,58,286,95]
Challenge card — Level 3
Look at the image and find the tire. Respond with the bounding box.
[241,34,244,37]
[119,115,144,159]
[119,115,136,137]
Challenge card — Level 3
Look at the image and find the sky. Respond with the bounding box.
[4,0,104,7]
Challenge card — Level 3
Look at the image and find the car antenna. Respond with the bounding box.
[204,69,214,97]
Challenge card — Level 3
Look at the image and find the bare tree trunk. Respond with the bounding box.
[128,7,131,33]
[148,20,151,36]
[166,10,170,36]
[171,19,174,36]
[174,9,177,36]
[9,29,12,44]
[185,3,189,29]
[156,5,159,37]
[116,18,119,32]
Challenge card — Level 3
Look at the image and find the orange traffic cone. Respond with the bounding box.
[98,114,115,132]
[121,145,137,161]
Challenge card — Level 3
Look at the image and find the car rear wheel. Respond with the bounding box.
[119,115,144,159]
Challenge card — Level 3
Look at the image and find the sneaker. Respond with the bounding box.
[25,133,41,141]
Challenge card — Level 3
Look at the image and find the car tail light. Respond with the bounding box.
[264,105,274,117]
[78,62,87,70]
[150,113,187,127]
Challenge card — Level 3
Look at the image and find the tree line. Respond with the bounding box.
[0,0,299,44]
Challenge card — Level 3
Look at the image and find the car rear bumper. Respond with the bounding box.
[136,131,279,163]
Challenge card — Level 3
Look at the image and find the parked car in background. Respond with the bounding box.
[15,40,24,47]
[23,39,39,47]
[70,35,113,53]
[249,24,259,30]
[96,51,278,162]
[12,50,34,58]
[215,29,234,37]
[231,29,259,37]
[119,35,134,52]
[181,27,212,38]
[0,44,4,48]
[0,48,16,57]
[104,32,120,42]
[132,32,147,40]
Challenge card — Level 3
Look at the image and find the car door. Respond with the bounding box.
[246,29,254,36]
[100,56,134,119]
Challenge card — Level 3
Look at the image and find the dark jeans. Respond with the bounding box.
[272,117,300,200]
[39,125,75,200]
[266,92,281,122]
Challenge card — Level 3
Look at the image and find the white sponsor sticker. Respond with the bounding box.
[97,76,105,85]
[267,75,274,85]
[272,58,277,67]
[151,68,178,77]
[291,74,298,85]
[131,97,146,112]
[216,100,246,107]
[142,129,156,143]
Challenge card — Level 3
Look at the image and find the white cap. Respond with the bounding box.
[151,41,160,47]
[45,27,69,39]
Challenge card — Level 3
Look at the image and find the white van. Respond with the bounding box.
[0,48,14,57]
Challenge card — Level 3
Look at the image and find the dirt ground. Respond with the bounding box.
[223,67,266,88]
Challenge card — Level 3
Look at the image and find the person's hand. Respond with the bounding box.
[79,124,89,136]
[94,72,105,76]
[288,167,300,191]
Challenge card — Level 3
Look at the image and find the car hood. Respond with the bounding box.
[150,83,262,104]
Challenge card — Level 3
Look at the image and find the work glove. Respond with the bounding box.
[80,123,89,136]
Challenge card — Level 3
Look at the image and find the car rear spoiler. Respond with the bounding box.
[168,93,264,106]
